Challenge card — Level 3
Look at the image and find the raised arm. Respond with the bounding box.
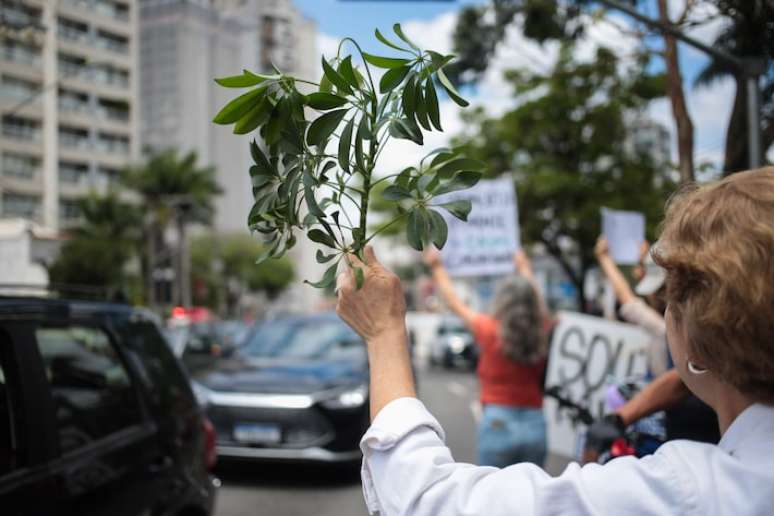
[594,237,636,306]
[336,247,416,421]
[424,247,478,329]
[514,249,550,323]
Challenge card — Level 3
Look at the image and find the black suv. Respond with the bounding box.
[0,296,219,516]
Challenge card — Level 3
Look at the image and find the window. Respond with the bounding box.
[59,198,81,222]
[2,153,39,181]
[96,166,120,187]
[0,75,39,100]
[2,115,40,142]
[96,132,129,155]
[92,64,129,89]
[59,161,89,185]
[0,40,41,67]
[0,330,22,476]
[58,53,90,80]
[35,326,142,454]
[58,88,90,113]
[1,192,40,220]
[95,30,128,55]
[97,98,129,121]
[57,17,89,45]
[59,125,89,149]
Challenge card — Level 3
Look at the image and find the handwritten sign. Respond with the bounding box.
[544,311,650,458]
[439,177,519,277]
[601,208,645,265]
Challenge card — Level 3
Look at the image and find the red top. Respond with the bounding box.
[472,314,545,408]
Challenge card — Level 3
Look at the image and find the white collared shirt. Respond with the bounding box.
[360,398,774,516]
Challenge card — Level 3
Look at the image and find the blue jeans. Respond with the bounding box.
[478,404,547,468]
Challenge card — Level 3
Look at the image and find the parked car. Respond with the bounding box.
[429,316,478,369]
[191,313,369,465]
[166,322,229,374]
[0,296,219,516]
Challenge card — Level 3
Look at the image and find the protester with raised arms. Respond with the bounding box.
[422,247,550,468]
[336,168,774,516]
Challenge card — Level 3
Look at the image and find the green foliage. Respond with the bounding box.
[49,193,141,293]
[213,25,483,287]
[452,45,677,306]
[122,149,222,226]
[190,233,294,309]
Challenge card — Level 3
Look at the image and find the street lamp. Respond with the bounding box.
[596,0,766,169]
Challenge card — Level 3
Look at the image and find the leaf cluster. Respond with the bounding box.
[213,25,482,288]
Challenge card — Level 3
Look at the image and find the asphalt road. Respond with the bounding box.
[213,365,481,516]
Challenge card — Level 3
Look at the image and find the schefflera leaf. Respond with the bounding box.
[213,28,481,290]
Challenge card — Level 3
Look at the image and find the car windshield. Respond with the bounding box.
[439,319,468,335]
[242,318,364,361]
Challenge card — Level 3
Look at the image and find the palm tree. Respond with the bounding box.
[49,193,141,296]
[694,0,773,174]
[122,149,222,308]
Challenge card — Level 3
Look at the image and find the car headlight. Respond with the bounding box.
[191,381,213,408]
[321,384,368,409]
[448,336,466,353]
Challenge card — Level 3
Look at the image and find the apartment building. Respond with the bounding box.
[0,0,139,232]
[139,0,316,233]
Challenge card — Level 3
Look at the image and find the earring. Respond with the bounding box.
[687,361,709,375]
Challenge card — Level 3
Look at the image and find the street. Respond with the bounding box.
[213,365,480,516]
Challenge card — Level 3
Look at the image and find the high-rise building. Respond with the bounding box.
[0,0,139,232]
[139,0,317,233]
[139,0,321,310]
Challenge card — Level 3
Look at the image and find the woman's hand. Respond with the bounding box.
[336,246,407,344]
[514,249,533,277]
[423,247,443,269]
[595,237,610,260]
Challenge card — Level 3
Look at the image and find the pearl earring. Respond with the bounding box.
[687,361,709,375]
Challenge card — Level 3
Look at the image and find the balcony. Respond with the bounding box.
[2,153,40,182]
[2,116,41,143]
[61,0,129,23]
[1,192,41,221]
[1,41,41,68]
[59,126,91,151]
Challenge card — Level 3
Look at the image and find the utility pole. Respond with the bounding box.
[597,0,765,169]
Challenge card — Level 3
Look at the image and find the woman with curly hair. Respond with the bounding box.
[423,248,551,468]
[336,167,774,516]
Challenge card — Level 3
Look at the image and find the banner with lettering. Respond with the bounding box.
[544,311,651,457]
[439,177,520,277]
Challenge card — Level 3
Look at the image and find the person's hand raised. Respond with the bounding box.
[336,246,407,344]
[423,246,442,269]
[594,237,610,259]
[514,249,532,275]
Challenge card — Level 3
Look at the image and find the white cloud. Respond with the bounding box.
[647,76,735,169]
[319,6,735,175]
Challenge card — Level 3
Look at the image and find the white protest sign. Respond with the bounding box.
[439,177,520,277]
[544,311,651,458]
[601,208,645,265]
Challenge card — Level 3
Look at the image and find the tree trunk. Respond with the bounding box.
[145,223,156,308]
[723,76,749,175]
[176,216,192,307]
[657,0,695,183]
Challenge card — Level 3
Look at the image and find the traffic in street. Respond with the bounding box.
[213,365,480,516]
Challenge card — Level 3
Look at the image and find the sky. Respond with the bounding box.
[293,0,739,175]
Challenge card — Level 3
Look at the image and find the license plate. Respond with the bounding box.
[233,423,281,444]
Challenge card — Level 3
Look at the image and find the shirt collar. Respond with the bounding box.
[718,403,774,455]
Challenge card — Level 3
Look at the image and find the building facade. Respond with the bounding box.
[139,0,321,310]
[139,0,317,233]
[0,0,139,232]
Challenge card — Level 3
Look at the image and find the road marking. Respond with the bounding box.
[470,401,482,423]
[446,381,468,397]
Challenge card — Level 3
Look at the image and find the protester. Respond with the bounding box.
[335,167,774,515]
[593,236,720,449]
[423,248,549,467]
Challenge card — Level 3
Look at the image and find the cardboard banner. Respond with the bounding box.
[439,177,520,277]
[544,311,651,458]
[601,208,645,265]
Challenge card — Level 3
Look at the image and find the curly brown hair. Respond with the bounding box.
[653,167,774,402]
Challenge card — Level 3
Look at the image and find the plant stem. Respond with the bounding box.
[365,212,409,244]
